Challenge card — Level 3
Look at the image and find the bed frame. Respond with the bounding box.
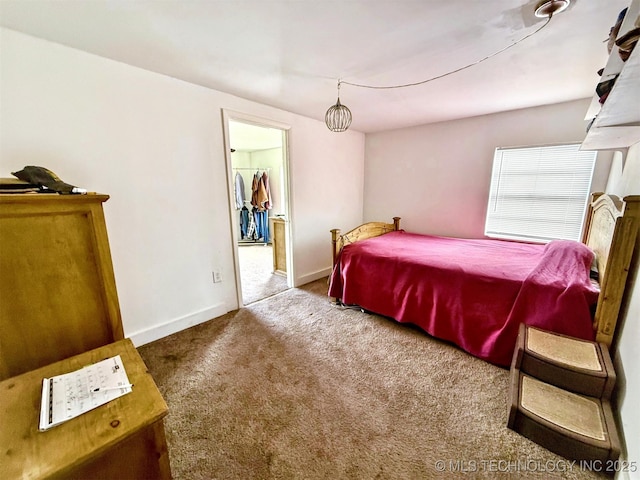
[330,193,640,348]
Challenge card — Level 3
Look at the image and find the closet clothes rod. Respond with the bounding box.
[233,167,271,170]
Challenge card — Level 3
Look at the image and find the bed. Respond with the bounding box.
[328,193,640,367]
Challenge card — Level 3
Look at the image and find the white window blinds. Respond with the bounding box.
[485,144,596,243]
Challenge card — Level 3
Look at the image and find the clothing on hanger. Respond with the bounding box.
[234,172,245,210]
[239,206,249,239]
[251,171,270,211]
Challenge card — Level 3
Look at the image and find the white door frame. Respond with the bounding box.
[221,109,293,307]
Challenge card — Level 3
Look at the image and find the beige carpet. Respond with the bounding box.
[238,244,288,305]
[139,278,607,479]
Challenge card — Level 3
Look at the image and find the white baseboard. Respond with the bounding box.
[127,303,230,347]
[295,267,331,287]
[127,267,333,346]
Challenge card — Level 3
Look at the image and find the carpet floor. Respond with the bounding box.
[238,244,288,305]
[138,278,607,479]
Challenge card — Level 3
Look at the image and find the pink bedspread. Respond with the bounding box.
[328,231,599,366]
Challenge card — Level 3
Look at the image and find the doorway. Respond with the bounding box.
[223,112,292,306]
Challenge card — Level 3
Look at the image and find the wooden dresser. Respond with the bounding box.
[0,339,171,479]
[0,193,173,478]
[0,193,124,380]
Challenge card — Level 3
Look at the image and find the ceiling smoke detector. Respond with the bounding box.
[534,0,571,18]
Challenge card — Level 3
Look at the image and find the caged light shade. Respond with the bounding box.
[325,81,352,132]
[325,98,352,132]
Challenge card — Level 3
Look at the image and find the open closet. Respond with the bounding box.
[234,167,272,245]
[227,118,291,305]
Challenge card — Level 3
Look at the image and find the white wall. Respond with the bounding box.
[0,28,365,344]
[364,100,612,237]
[606,142,640,479]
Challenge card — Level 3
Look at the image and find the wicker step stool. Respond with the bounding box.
[507,324,620,462]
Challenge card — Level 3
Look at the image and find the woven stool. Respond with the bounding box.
[511,323,616,399]
[508,369,620,462]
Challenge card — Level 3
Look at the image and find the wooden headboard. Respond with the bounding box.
[582,193,640,346]
[330,217,401,267]
[330,194,640,348]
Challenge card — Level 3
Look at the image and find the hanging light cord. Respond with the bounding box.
[339,15,552,90]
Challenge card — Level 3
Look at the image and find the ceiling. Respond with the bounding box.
[229,121,284,152]
[0,0,629,133]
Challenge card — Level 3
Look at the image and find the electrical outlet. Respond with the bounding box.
[213,270,222,283]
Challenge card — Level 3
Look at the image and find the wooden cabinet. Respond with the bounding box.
[271,217,287,276]
[0,339,171,479]
[582,0,640,151]
[0,193,124,380]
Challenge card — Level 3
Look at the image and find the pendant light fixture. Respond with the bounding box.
[325,80,352,132]
[325,0,570,132]
[534,0,570,18]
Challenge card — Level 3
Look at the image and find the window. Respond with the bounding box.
[485,144,596,243]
